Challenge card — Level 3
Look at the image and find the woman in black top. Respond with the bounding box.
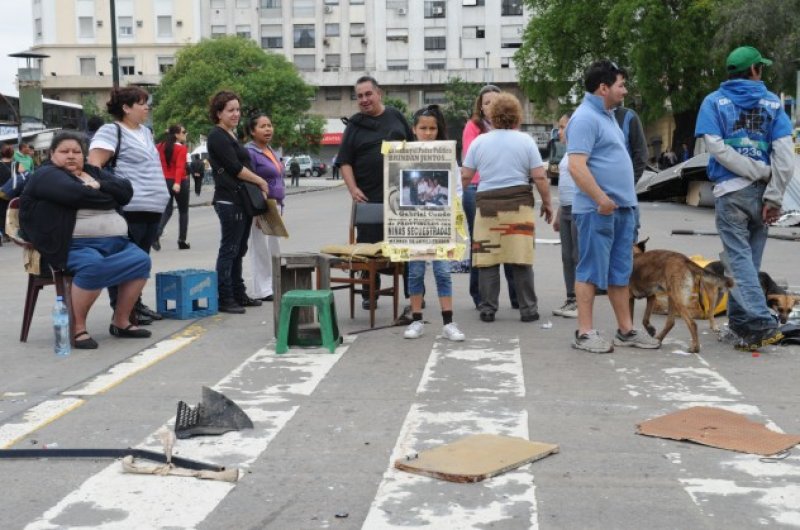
[207,91,269,313]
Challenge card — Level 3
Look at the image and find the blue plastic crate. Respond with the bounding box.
[156,269,218,319]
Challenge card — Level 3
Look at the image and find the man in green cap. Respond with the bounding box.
[695,46,794,351]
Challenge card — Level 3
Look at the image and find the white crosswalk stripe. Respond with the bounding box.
[615,354,800,527]
[25,338,353,530]
[363,337,540,529]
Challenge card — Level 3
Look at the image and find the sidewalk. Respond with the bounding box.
[188,176,345,207]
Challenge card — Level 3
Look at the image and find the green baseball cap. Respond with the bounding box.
[726,46,773,74]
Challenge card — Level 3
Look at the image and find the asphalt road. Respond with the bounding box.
[1,183,799,529]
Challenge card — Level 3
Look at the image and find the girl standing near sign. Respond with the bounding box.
[403,105,465,342]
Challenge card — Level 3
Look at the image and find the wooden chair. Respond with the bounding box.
[6,197,76,345]
[326,202,402,328]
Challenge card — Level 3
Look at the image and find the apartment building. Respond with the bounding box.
[29,0,539,147]
[31,0,203,105]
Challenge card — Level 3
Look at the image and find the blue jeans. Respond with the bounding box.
[407,260,452,297]
[214,202,251,303]
[715,182,774,335]
[462,184,517,307]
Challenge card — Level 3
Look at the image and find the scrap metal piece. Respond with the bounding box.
[174,386,254,439]
[121,455,239,482]
[0,448,226,471]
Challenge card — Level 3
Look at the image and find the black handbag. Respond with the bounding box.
[237,181,268,216]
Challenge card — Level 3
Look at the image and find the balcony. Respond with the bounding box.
[41,73,163,90]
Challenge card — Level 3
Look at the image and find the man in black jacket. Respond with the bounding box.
[337,76,413,309]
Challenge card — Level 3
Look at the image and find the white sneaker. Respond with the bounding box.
[404,320,425,339]
[442,322,466,342]
[553,300,578,318]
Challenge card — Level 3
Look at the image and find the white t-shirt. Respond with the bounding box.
[462,129,543,193]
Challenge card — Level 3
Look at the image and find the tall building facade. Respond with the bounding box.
[31,0,203,105]
[29,0,541,144]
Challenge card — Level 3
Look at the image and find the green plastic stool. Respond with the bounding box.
[275,289,342,354]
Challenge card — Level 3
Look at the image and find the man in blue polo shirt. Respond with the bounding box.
[566,60,660,353]
[695,46,794,351]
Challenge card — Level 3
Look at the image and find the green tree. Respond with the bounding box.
[383,97,410,122]
[515,0,722,150]
[714,0,800,100]
[443,77,481,151]
[152,36,323,152]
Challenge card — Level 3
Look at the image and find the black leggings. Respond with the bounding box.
[157,179,190,242]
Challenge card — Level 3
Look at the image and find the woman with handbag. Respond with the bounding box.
[154,124,191,250]
[88,86,170,324]
[245,112,285,302]
[206,91,269,314]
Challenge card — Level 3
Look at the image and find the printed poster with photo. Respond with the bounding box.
[381,140,466,262]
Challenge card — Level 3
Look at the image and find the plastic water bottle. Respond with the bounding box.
[53,296,70,356]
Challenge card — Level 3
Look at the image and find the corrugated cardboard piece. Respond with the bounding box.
[637,406,800,456]
[394,434,559,483]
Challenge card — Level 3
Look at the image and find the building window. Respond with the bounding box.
[424,0,446,18]
[501,57,511,68]
[325,54,340,68]
[464,26,484,39]
[387,90,409,103]
[119,57,135,76]
[236,24,251,38]
[34,18,43,39]
[425,60,445,70]
[158,56,175,73]
[118,16,134,37]
[424,91,446,104]
[351,53,365,70]
[424,36,446,50]
[501,0,523,16]
[211,0,225,7]
[261,24,282,48]
[325,23,339,37]
[325,87,341,100]
[501,25,522,48]
[351,0,364,4]
[211,25,226,38]
[79,57,96,76]
[387,60,408,71]
[293,0,314,17]
[293,54,315,71]
[350,23,365,36]
[157,16,173,38]
[235,0,251,7]
[78,16,94,38]
[387,0,408,9]
[293,24,315,48]
[462,0,485,5]
[324,0,339,4]
[260,0,280,8]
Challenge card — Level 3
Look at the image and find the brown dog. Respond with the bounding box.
[705,261,798,323]
[629,243,734,353]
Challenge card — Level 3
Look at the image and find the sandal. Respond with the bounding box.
[74,331,98,350]
[109,323,152,339]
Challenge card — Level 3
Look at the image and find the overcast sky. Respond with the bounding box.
[0,0,34,95]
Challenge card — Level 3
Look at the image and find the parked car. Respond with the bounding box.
[284,155,312,177]
[312,158,328,177]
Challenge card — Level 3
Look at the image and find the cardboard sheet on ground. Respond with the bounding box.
[637,406,800,456]
[256,199,288,238]
[394,434,559,483]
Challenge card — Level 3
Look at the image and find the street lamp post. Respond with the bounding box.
[110,0,119,87]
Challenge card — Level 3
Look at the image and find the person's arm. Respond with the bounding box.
[569,153,616,214]
[763,135,794,214]
[530,165,553,224]
[461,166,476,190]
[628,112,648,181]
[341,163,367,202]
[32,166,120,210]
[703,134,771,181]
